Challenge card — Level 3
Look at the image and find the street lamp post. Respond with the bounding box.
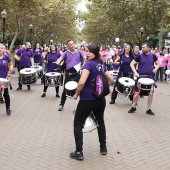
[140,27,144,40]
[1,9,7,43]
[29,24,33,44]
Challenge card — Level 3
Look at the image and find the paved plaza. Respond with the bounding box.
[0,72,170,170]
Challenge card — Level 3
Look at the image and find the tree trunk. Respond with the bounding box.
[9,31,19,52]
[158,18,164,50]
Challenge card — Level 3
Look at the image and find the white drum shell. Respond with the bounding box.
[65,81,78,97]
[0,78,9,88]
[45,72,61,87]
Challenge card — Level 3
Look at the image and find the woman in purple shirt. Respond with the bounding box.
[41,44,61,98]
[0,43,13,115]
[70,44,113,160]
[109,44,134,104]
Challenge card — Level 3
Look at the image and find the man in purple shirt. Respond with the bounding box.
[14,42,34,91]
[128,42,159,115]
[56,40,86,111]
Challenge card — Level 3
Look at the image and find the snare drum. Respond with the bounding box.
[138,78,154,96]
[65,81,78,97]
[45,72,61,87]
[0,78,9,88]
[109,69,119,83]
[117,77,135,95]
[20,68,37,85]
[34,65,43,79]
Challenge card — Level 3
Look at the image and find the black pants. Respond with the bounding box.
[2,88,10,110]
[111,73,134,101]
[60,72,80,106]
[74,99,106,152]
[42,74,59,93]
[18,66,31,89]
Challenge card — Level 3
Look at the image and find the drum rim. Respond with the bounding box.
[0,78,9,82]
[65,81,78,90]
[118,77,135,86]
[20,68,36,74]
[138,78,154,85]
[45,72,61,76]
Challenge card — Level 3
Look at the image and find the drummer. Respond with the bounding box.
[41,44,61,98]
[14,42,34,91]
[128,42,159,115]
[70,44,113,160]
[109,44,134,104]
[0,43,13,115]
[33,43,43,80]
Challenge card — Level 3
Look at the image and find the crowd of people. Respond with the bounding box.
[1,40,170,160]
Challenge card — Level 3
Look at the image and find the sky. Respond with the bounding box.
[77,0,87,12]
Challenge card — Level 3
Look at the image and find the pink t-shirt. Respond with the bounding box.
[157,55,166,67]
[100,50,109,61]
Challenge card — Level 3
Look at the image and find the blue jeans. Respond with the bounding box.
[156,67,164,81]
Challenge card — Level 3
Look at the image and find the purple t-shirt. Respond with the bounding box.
[44,52,61,73]
[61,50,84,70]
[0,55,11,78]
[16,48,33,67]
[80,60,107,100]
[33,50,43,63]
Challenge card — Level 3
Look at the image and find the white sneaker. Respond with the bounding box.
[58,105,64,111]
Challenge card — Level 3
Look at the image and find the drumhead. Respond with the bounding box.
[118,77,135,86]
[20,68,36,74]
[109,70,119,76]
[34,66,42,71]
[138,78,154,85]
[0,78,9,83]
[65,81,78,90]
[45,72,61,77]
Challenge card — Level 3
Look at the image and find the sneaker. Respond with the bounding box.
[146,109,155,115]
[6,109,12,116]
[41,93,46,97]
[109,99,115,104]
[128,107,136,113]
[56,93,60,98]
[16,87,22,91]
[58,105,64,111]
[100,146,107,155]
[70,151,84,160]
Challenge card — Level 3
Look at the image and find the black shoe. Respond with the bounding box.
[100,146,107,155]
[70,151,84,160]
[146,109,155,115]
[41,93,46,97]
[140,95,144,98]
[128,107,136,113]
[16,87,22,91]
[0,98,4,104]
[109,99,115,104]
[27,86,31,91]
[58,105,64,111]
[56,93,60,98]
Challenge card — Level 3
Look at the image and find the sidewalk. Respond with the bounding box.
[0,73,170,170]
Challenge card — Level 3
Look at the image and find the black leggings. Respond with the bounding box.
[2,88,10,110]
[74,99,106,152]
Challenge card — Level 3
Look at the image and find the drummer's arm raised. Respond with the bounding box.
[14,54,21,61]
[56,57,63,65]
[113,56,121,65]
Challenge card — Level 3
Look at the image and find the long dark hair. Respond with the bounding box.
[125,44,134,60]
[87,44,103,64]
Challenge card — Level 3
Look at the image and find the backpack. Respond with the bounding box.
[92,63,110,98]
